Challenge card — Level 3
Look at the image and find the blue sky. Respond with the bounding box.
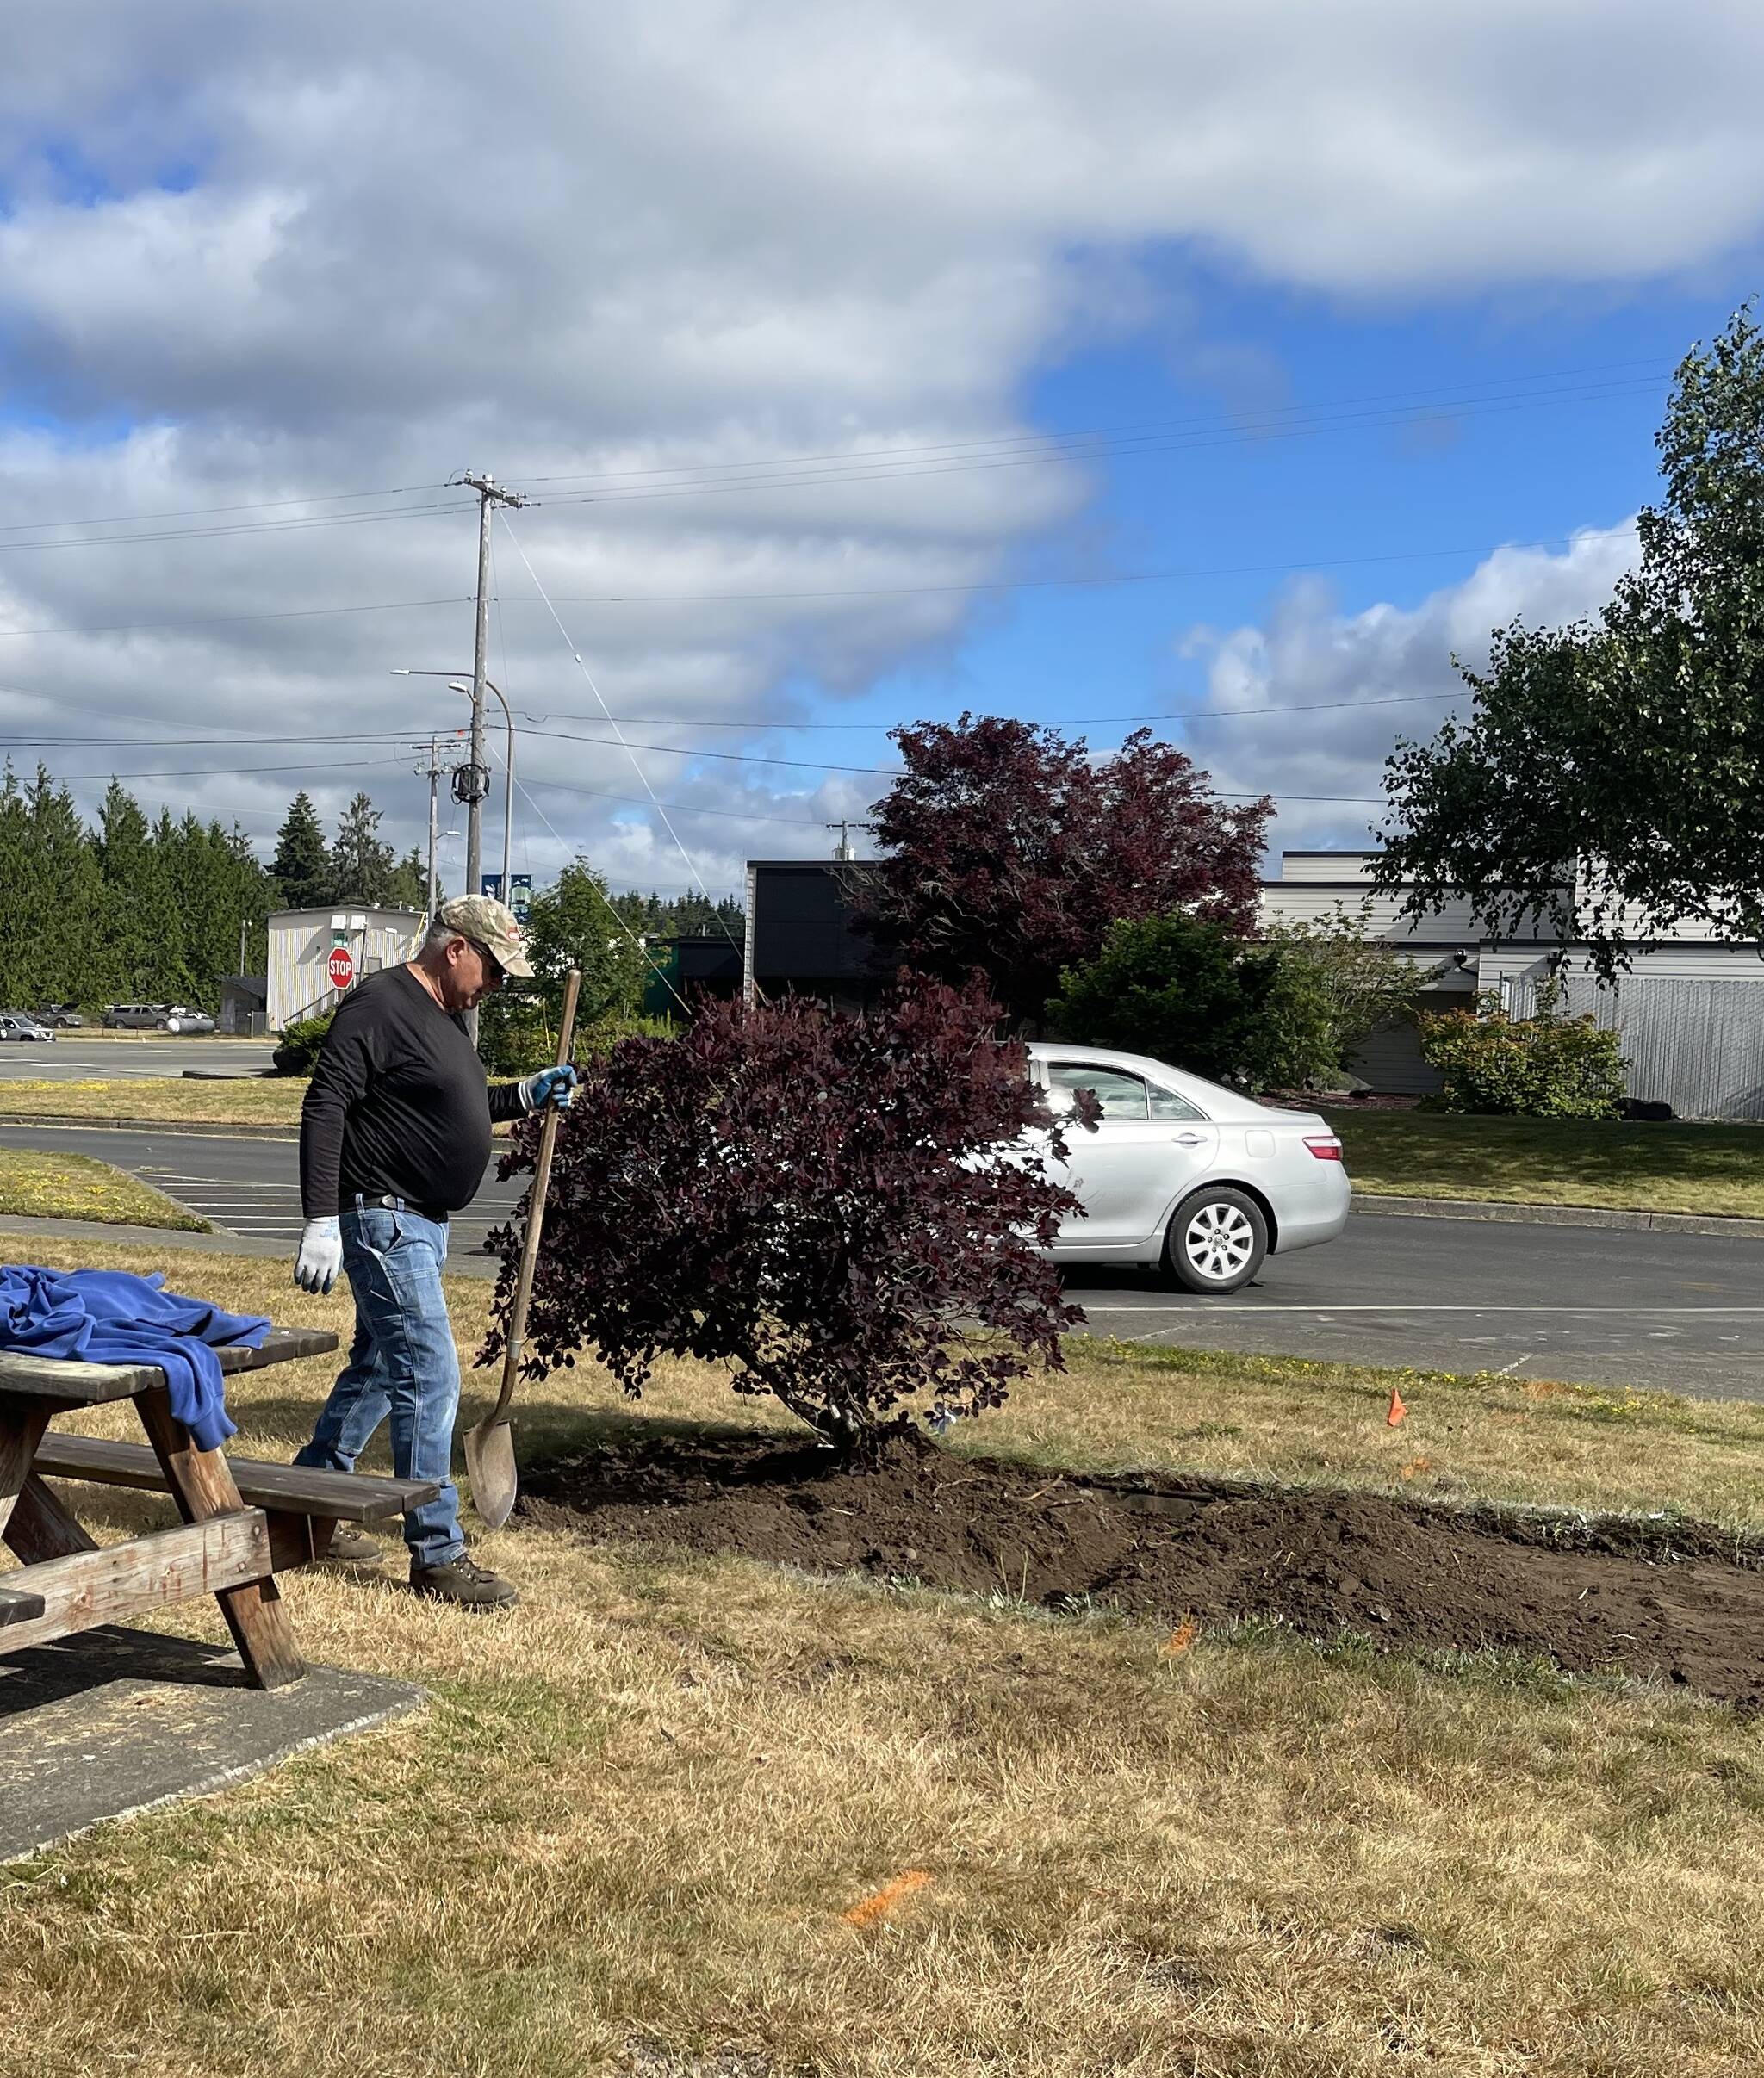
[0,3,1760,895]
[825,274,1750,851]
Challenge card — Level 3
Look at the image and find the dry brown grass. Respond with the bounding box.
[5,1235,1764,2076]
[0,1077,304,1126]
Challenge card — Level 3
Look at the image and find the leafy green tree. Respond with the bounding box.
[1379,306,1764,978]
[480,858,648,1071]
[1256,903,1429,1090]
[271,790,329,908]
[326,792,396,905]
[1047,914,1283,1086]
[524,859,647,1023]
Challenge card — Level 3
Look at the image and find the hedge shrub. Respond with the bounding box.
[1419,983,1626,1117]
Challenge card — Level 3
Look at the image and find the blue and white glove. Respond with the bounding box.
[519,1064,579,1113]
[295,1216,343,1295]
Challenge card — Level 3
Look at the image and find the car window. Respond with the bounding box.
[1047,1063,1150,1120]
[1147,1082,1205,1120]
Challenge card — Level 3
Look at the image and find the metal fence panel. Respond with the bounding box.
[1546,976,1764,1120]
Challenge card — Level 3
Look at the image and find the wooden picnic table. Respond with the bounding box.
[0,1327,438,1690]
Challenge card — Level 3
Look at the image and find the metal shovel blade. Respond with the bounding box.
[465,966,580,1532]
[465,1416,519,1532]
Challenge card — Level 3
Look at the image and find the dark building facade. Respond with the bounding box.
[742,859,884,1008]
[642,933,745,1017]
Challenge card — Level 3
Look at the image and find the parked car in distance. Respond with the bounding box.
[35,1003,83,1027]
[163,1006,216,1035]
[103,1003,165,1029]
[0,1012,55,1043]
[1021,1042,1350,1293]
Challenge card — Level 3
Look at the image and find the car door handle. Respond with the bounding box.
[1172,1132,1207,1146]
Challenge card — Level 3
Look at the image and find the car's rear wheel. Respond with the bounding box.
[1164,1187,1268,1294]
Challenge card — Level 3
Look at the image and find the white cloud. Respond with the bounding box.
[0,3,1755,892]
[1183,521,1643,855]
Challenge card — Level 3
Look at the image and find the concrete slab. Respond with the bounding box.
[0,1626,424,1864]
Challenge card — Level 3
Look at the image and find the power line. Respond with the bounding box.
[0,481,452,537]
[0,597,469,640]
[0,496,477,555]
[43,754,414,784]
[502,514,748,961]
[0,362,1667,555]
[0,350,1663,550]
[0,521,1609,640]
[524,375,1664,514]
[514,356,1672,489]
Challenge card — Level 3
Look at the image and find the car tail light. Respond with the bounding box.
[1303,1134,1344,1162]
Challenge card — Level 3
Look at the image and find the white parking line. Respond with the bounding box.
[1081,1302,1764,1315]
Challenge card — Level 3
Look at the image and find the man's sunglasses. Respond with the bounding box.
[461,935,506,983]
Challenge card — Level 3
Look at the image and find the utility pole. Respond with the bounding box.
[413,735,465,924]
[826,820,863,861]
[459,474,526,909]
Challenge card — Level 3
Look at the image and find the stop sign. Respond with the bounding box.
[327,945,355,990]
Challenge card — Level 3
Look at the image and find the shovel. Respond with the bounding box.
[467,965,581,1530]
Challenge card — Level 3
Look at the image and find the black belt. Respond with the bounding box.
[365,1194,450,1223]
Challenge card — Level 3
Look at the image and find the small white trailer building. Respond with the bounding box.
[266,907,422,1032]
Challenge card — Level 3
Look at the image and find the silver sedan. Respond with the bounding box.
[1023,1042,1350,1293]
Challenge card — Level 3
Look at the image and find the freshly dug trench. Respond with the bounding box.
[521,1430,1764,1704]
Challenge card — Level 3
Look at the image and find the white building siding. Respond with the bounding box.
[266,908,422,1030]
[1258,883,1485,945]
[1264,850,1764,1117]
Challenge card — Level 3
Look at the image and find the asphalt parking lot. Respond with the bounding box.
[0,1038,278,1080]
[0,1122,525,1263]
[5,1120,1764,1403]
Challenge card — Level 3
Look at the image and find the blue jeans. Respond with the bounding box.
[295,1198,464,1567]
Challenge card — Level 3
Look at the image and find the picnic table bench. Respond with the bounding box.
[0,1327,439,1689]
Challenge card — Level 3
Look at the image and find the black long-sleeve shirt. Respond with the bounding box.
[300,965,528,1220]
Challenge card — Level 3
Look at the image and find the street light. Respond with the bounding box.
[389,669,515,899]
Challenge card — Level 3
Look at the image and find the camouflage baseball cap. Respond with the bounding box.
[436,894,534,978]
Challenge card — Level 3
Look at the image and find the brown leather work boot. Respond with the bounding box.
[315,1525,384,1571]
[408,1553,519,1610]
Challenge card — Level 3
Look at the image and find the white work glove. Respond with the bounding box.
[519,1064,579,1113]
[295,1216,343,1295]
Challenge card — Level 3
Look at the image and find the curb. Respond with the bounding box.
[1352,1193,1764,1241]
[0,1213,501,1279]
[0,1113,300,1141]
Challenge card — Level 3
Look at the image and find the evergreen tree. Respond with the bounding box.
[0,768,32,1006]
[609,889,744,941]
[388,846,426,914]
[93,784,192,1002]
[25,769,104,1004]
[327,792,396,905]
[225,825,275,978]
[271,790,329,908]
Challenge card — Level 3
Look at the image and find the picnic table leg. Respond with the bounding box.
[0,1395,53,1541]
[3,1473,98,1563]
[135,1385,306,1690]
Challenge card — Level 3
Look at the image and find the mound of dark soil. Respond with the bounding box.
[521,1433,1764,1704]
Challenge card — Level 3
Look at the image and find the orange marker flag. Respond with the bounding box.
[1386,1386,1407,1426]
[842,1870,933,1928]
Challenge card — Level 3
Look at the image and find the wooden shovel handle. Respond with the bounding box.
[488,967,581,1425]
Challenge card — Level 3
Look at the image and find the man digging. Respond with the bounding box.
[291,895,578,1608]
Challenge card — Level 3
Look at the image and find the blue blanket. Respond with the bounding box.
[0,1264,270,1451]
